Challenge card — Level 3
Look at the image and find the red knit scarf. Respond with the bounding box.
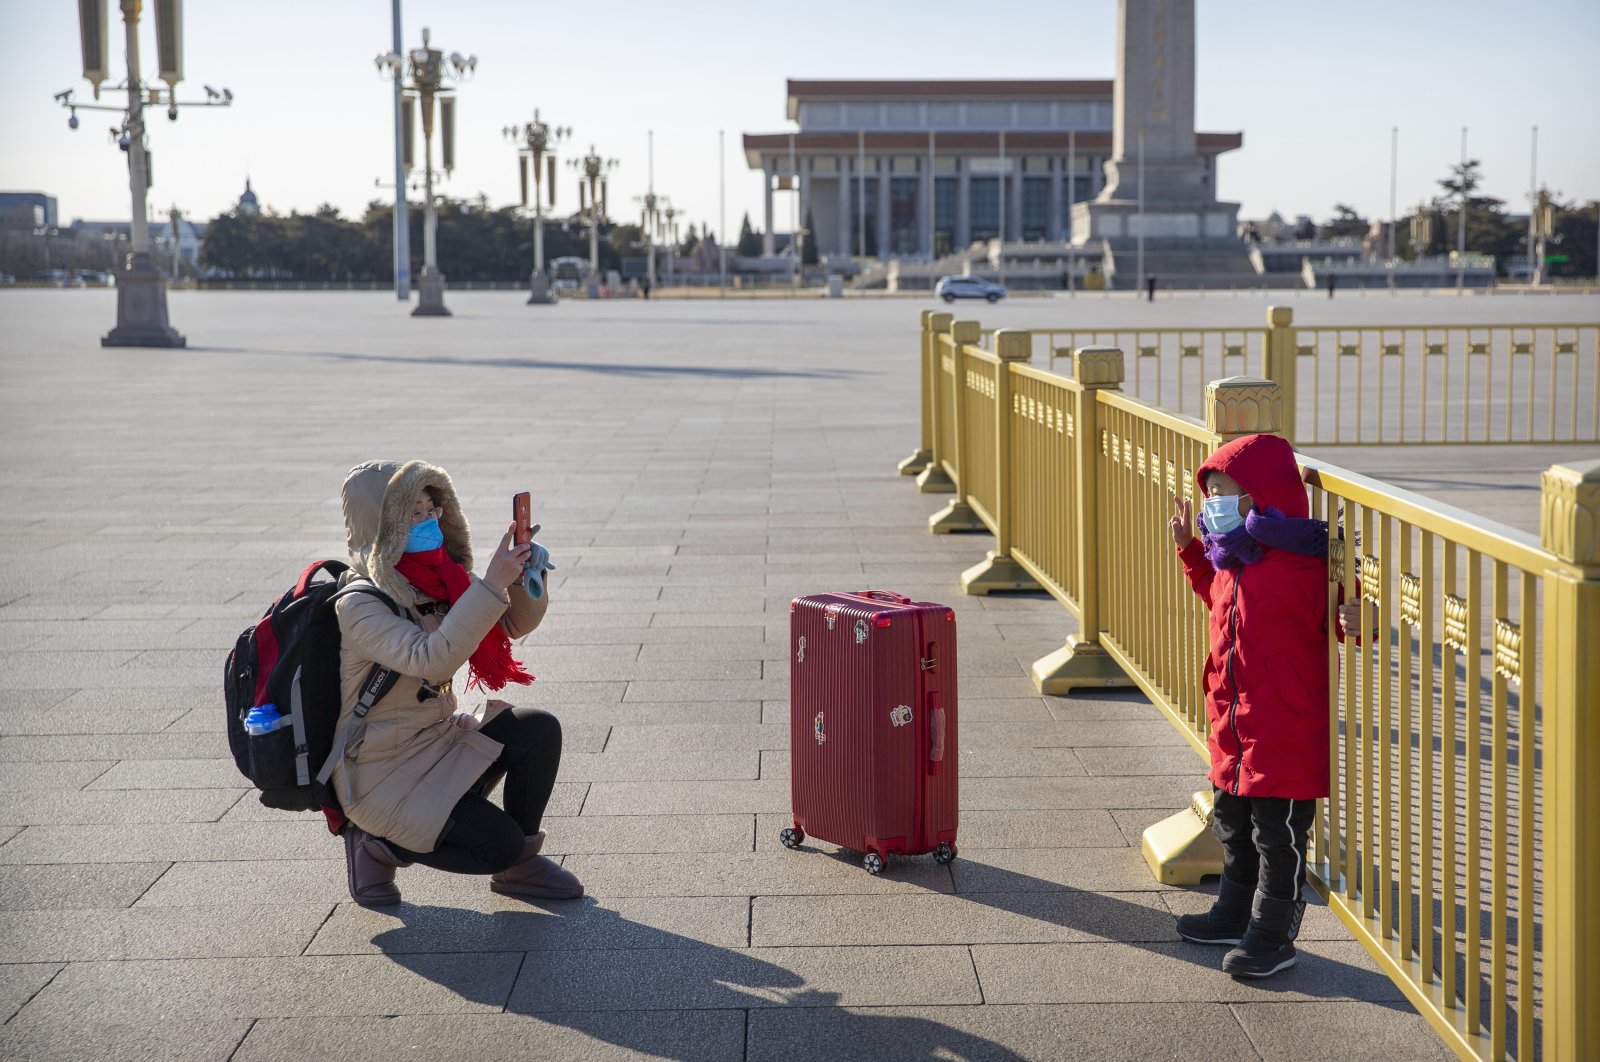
[393,546,534,692]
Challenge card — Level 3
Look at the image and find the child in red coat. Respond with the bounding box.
[1167,432,1362,978]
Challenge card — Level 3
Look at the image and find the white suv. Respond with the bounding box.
[935,275,1007,303]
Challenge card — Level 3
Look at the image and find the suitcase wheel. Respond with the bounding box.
[780,827,804,849]
[863,851,885,875]
[934,842,957,865]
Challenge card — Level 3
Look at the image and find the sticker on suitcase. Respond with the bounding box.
[796,636,806,663]
[889,704,913,727]
[813,712,826,744]
[854,619,869,645]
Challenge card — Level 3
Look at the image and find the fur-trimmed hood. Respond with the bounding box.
[342,460,472,607]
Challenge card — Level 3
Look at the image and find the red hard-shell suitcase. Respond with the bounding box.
[782,590,958,874]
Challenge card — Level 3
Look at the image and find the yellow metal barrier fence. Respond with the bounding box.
[954,310,1600,448]
[902,319,1600,1061]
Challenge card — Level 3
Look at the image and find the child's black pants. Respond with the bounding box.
[386,706,562,874]
[1212,788,1317,900]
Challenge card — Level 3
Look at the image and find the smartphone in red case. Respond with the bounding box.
[512,492,532,545]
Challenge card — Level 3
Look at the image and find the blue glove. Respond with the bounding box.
[519,525,556,600]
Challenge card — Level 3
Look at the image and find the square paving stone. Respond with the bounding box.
[0,689,75,712]
[1230,1000,1455,1060]
[549,700,763,727]
[0,903,333,961]
[960,775,1199,812]
[306,895,749,954]
[605,723,790,753]
[746,1002,1259,1062]
[622,679,786,702]
[556,749,760,782]
[85,758,247,790]
[235,1011,745,1062]
[957,747,1088,778]
[535,814,753,855]
[0,861,170,910]
[0,760,113,791]
[962,720,1192,749]
[971,940,1411,1004]
[0,821,333,864]
[752,891,1176,947]
[0,787,243,826]
[0,1017,251,1062]
[0,962,62,1023]
[560,851,954,898]
[1075,746,1210,777]
[950,848,1159,893]
[507,944,981,1012]
[580,780,791,816]
[0,731,231,761]
[13,953,525,1023]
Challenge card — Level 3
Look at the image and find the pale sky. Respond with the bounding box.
[3,0,1597,238]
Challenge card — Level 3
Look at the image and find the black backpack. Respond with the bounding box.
[224,560,401,811]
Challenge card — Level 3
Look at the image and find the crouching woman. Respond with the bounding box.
[329,459,581,906]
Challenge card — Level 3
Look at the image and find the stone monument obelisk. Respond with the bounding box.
[1073,0,1240,247]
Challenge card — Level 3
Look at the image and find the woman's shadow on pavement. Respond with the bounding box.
[369,896,1029,1062]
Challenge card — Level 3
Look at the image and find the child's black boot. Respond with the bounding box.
[1175,874,1253,946]
[1221,891,1305,978]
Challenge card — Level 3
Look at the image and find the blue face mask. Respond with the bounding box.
[405,516,444,553]
[1201,495,1245,536]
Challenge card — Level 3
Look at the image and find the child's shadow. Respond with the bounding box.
[369,898,1028,1062]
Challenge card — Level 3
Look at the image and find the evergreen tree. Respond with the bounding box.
[737,212,762,257]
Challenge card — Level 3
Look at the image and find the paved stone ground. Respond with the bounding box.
[1,289,1591,1061]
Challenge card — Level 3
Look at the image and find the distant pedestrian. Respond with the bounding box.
[1167,434,1366,978]
[1326,273,1336,299]
[1146,275,1157,302]
[641,276,651,300]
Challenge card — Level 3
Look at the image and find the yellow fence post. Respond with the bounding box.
[929,319,988,533]
[1264,306,1297,445]
[963,329,1042,594]
[1540,457,1600,1062]
[1141,376,1285,886]
[916,312,957,494]
[1031,346,1136,692]
[898,310,936,475]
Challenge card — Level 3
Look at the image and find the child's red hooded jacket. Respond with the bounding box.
[1177,433,1331,800]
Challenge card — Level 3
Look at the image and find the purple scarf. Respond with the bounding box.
[1200,506,1329,571]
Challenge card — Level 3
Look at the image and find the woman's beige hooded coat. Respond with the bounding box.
[329,460,548,852]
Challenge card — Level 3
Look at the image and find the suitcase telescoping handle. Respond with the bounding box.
[854,589,913,605]
[928,691,946,775]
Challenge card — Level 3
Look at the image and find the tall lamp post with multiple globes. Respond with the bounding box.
[58,0,231,347]
[568,146,617,285]
[503,111,569,305]
[376,28,475,317]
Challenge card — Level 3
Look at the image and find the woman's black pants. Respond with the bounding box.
[386,706,562,874]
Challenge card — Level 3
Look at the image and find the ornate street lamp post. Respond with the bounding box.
[504,111,569,305]
[568,146,617,287]
[58,0,231,347]
[377,28,475,317]
[662,203,681,286]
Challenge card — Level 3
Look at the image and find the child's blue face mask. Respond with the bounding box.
[405,517,444,553]
[1201,495,1245,535]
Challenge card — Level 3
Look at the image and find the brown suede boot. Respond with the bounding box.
[489,832,584,900]
[344,825,412,907]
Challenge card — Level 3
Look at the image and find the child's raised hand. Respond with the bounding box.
[1169,493,1193,549]
[1336,603,1380,640]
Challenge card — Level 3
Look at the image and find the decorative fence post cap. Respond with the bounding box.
[951,320,981,343]
[993,328,1032,362]
[1267,305,1293,327]
[930,312,954,333]
[1206,376,1283,438]
[920,308,936,328]
[1540,458,1600,570]
[1072,346,1125,388]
